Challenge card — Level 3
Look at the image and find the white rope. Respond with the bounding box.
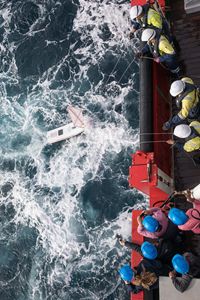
[104,51,125,85]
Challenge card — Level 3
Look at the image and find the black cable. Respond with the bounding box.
[191,208,200,221]
[152,193,175,208]
[160,192,175,208]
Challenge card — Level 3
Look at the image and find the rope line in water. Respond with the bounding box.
[104,51,125,85]
[105,38,140,86]
[118,57,136,84]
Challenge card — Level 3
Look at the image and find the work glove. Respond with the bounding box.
[154,57,160,63]
[119,239,126,246]
[166,139,175,145]
[162,121,171,131]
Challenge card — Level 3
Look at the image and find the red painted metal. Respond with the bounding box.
[129,151,153,195]
[131,0,148,6]
[129,151,170,203]
[131,0,166,9]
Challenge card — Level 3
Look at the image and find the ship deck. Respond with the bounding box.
[169,0,200,190]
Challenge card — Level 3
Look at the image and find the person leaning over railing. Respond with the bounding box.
[119,264,159,294]
[118,237,177,265]
[129,3,171,41]
[136,207,179,240]
[163,77,200,131]
[136,28,180,75]
[166,121,200,164]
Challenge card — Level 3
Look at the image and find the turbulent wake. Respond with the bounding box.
[0,1,145,299]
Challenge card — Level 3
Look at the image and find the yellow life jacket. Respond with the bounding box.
[184,121,200,152]
[149,35,175,58]
[147,8,162,29]
[158,35,175,56]
[177,78,199,119]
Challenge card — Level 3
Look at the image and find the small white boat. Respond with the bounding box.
[47,106,85,144]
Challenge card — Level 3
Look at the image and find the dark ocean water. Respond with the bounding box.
[0,1,145,299]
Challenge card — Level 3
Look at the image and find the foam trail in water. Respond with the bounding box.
[0,1,145,299]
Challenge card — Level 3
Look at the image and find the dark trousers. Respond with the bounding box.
[162,55,180,73]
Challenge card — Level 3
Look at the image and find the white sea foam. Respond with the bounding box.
[0,1,145,299]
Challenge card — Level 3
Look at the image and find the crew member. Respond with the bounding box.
[168,206,200,234]
[119,265,143,294]
[169,253,200,292]
[130,4,161,33]
[138,28,180,74]
[163,77,200,130]
[167,122,200,153]
[137,208,179,240]
[129,4,171,40]
[119,256,164,294]
[119,238,177,265]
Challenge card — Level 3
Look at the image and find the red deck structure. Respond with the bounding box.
[131,0,165,10]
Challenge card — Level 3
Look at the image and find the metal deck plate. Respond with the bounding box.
[159,276,200,300]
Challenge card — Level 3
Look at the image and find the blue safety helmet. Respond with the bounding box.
[172,254,189,274]
[119,265,134,281]
[141,241,158,260]
[168,208,188,225]
[142,216,159,232]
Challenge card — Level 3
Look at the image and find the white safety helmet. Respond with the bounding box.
[130,6,143,20]
[170,80,186,97]
[173,124,192,139]
[141,28,156,42]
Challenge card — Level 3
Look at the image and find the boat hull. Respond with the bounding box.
[47,122,84,144]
